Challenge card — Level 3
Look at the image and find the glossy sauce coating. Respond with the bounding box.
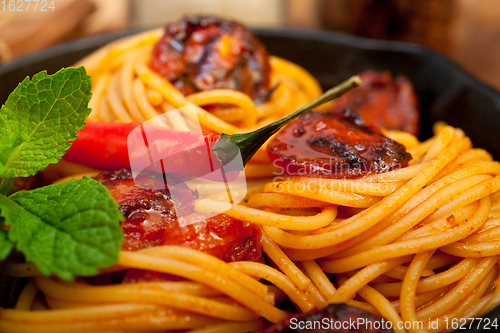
[268,110,411,178]
[162,213,262,262]
[94,169,262,262]
[332,70,420,135]
[150,15,270,100]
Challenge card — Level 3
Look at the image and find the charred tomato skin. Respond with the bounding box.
[268,110,411,178]
[94,169,262,262]
[161,213,262,262]
[332,70,420,135]
[150,15,271,100]
[94,169,185,251]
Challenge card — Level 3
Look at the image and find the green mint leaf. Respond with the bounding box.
[0,230,13,260]
[0,178,13,196]
[0,177,124,281]
[0,67,92,178]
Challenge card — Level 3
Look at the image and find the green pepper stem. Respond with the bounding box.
[211,75,362,167]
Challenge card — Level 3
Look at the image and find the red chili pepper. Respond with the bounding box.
[64,122,221,178]
[63,77,361,177]
[64,122,140,170]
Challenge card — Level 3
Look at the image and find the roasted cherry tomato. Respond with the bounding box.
[94,169,262,262]
[332,70,419,135]
[162,213,262,262]
[151,15,271,100]
[268,110,411,178]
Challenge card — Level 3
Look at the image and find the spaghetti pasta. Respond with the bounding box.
[3,21,500,333]
[5,120,500,333]
[73,28,321,179]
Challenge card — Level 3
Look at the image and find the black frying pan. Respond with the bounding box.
[0,27,499,332]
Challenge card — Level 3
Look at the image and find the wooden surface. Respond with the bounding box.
[458,0,500,90]
[1,0,500,92]
[0,0,128,62]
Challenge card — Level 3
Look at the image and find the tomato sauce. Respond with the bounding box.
[331,70,420,135]
[150,15,270,100]
[268,110,411,178]
[94,169,262,262]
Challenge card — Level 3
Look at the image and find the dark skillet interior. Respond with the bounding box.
[1,28,499,331]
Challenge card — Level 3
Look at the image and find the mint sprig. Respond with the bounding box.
[0,177,123,280]
[0,67,124,281]
[0,230,13,260]
[0,67,92,178]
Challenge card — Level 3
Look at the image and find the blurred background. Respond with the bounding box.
[1,0,499,89]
